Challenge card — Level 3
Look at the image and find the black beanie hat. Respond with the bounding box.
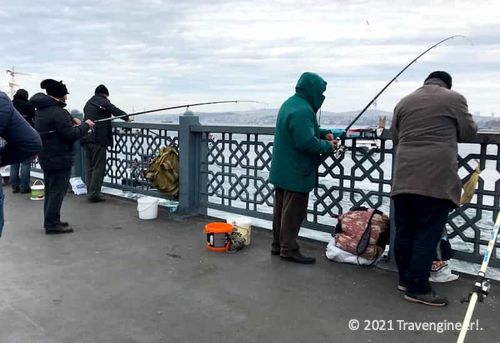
[95,84,109,96]
[40,79,69,98]
[425,71,452,89]
[14,88,29,100]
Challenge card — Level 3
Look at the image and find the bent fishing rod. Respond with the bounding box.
[39,100,263,135]
[321,35,471,162]
[341,34,469,134]
[457,212,500,343]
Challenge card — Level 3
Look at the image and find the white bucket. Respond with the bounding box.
[226,217,252,245]
[30,179,45,201]
[137,196,159,220]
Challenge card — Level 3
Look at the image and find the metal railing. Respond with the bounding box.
[32,116,500,267]
[187,118,499,267]
[103,122,179,197]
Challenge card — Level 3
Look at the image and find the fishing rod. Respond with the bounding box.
[457,213,500,343]
[342,35,469,134]
[94,100,263,123]
[326,35,471,159]
[38,100,263,135]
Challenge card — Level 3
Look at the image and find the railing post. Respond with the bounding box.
[177,111,207,215]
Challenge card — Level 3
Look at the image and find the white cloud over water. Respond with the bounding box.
[1,0,500,116]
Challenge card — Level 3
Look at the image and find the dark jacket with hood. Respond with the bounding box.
[12,90,36,127]
[82,94,128,147]
[269,72,333,193]
[31,93,90,171]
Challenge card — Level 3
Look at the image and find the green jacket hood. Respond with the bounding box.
[295,72,327,113]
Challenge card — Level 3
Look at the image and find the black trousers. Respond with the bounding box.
[43,168,71,229]
[393,194,453,294]
[84,144,107,199]
[272,187,309,256]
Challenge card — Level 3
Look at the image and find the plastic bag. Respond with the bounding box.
[326,237,382,265]
[69,177,87,195]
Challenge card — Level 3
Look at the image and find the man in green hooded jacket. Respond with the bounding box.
[269,72,336,264]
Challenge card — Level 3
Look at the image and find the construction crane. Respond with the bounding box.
[5,66,31,98]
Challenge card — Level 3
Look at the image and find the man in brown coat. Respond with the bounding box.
[391,71,477,307]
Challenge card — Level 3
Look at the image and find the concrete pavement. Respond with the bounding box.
[0,187,498,343]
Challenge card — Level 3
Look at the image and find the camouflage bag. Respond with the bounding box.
[334,207,390,263]
[144,146,179,196]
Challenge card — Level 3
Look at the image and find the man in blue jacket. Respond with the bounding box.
[269,72,336,264]
[0,91,42,236]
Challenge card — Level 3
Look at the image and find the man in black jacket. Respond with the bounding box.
[32,79,95,234]
[82,84,128,202]
[0,91,42,236]
[10,89,36,193]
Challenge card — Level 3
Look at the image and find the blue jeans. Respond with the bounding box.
[10,157,31,190]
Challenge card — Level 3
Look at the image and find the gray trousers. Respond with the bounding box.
[84,144,107,199]
[272,187,309,256]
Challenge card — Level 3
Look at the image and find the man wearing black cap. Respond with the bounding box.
[10,89,36,193]
[82,85,128,203]
[391,71,477,306]
[31,79,95,234]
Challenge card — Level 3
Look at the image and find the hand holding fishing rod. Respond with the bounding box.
[72,117,96,129]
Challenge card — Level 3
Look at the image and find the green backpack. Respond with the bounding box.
[144,146,179,196]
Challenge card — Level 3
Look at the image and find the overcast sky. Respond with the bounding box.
[1,0,500,116]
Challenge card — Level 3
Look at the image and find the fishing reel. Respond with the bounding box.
[333,144,347,159]
[461,274,491,303]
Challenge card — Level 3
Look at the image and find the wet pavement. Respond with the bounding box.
[0,187,498,343]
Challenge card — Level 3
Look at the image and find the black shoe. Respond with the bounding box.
[280,252,316,264]
[58,221,69,227]
[20,187,31,193]
[404,291,448,307]
[45,225,74,235]
[271,243,280,256]
[88,196,106,203]
[12,187,20,194]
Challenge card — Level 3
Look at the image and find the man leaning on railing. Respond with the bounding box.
[391,71,478,307]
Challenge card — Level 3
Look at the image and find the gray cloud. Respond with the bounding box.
[1,0,499,116]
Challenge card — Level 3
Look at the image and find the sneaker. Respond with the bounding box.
[20,187,31,194]
[404,291,448,307]
[397,283,408,292]
[12,187,20,194]
[45,224,74,235]
[280,251,316,264]
[58,221,70,227]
